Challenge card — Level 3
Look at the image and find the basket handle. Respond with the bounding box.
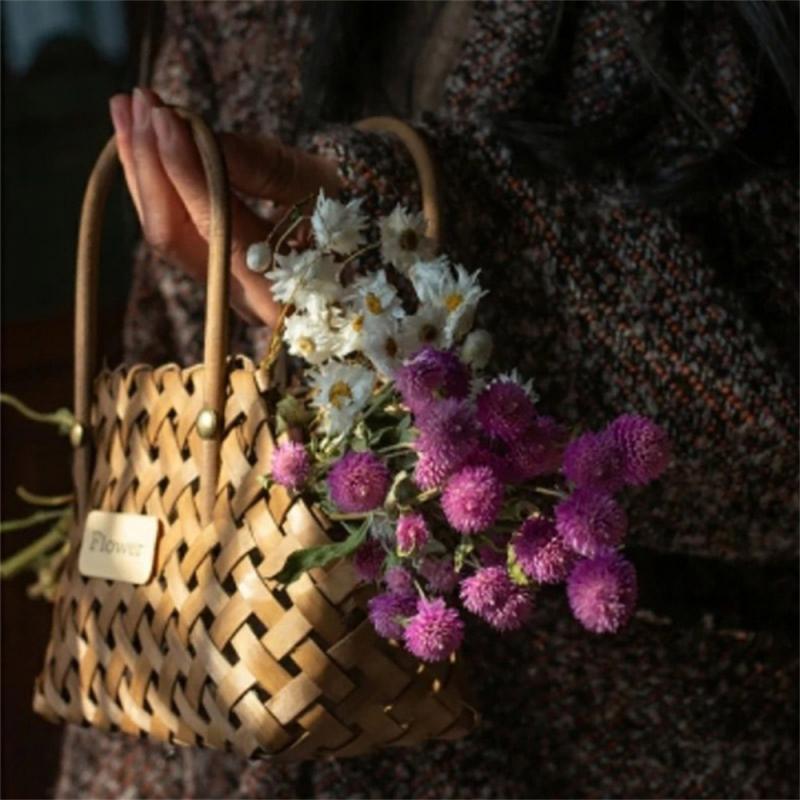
[73,108,230,528]
[72,112,440,529]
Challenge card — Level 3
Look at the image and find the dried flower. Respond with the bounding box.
[404,598,464,662]
[567,552,637,633]
[311,190,367,255]
[609,414,671,486]
[309,362,375,436]
[270,442,310,491]
[476,380,537,442]
[441,465,504,534]
[562,431,625,493]
[395,512,430,556]
[555,488,627,557]
[394,346,470,414]
[513,517,575,584]
[507,416,567,481]
[368,591,418,639]
[419,557,458,594]
[459,566,533,631]
[328,451,390,513]
[384,566,414,594]
[379,205,434,270]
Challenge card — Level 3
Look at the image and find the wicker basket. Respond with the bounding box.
[32,110,478,760]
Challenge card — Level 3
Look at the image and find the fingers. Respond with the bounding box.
[151,107,280,326]
[109,95,142,220]
[220,133,342,205]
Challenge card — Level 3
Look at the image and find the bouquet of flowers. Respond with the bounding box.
[246,191,672,664]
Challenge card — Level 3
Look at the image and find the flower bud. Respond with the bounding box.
[460,329,493,369]
[246,241,272,273]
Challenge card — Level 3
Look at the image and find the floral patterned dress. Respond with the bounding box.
[55,2,798,797]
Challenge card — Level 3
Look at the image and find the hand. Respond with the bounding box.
[109,88,342,327]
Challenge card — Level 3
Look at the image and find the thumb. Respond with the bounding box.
[220,133,342,206]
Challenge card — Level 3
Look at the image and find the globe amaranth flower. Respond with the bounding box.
[403,598,464,662]
[395,512,430,556]
[419,557,458,594]
[459,566,533,631]
[609,414,671,486]
[464,443,518,484]
[475,380,537,442]
[562,430,625,493]
[441,465,504,534]
[270,441,310,491]
[368,591,418,639]
[328,451,391,513]
[414,451,452,491]
[353,539,385,582]
[513,517,575,584]
[393,346,470,414]
[567,552,637,633]
[414,398,477,483]
[507,416,567,481]
[555,488,628,558]
[384,566,414,595]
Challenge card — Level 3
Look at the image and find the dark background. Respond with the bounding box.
[2,3,148,797]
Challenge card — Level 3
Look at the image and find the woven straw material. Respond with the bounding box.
[33,356,476,760]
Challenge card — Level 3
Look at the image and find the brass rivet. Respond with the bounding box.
[196,408,219,439]
[69,422,86,448]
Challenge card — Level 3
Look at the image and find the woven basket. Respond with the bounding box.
[32,110,478,760]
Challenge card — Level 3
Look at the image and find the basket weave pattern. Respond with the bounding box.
[33,358,475,760]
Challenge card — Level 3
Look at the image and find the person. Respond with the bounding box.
[55,2,798,797]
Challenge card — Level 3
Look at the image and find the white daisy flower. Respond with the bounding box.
[361,314,406,378]
[378,205,435,271]
[265,249,340,305]
[283,308,340,366]
[493,368,540,402]
[408,256,451,304]
[398,304,451,352]
[311,190,368,255]
[309,362,376,436]
[344,269,404,319]
[331,310,366,357]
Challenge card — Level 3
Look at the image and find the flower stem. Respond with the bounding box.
[0,509,65,534]
[533,486,568,500]
[0,527,68,579]
[339,241,380,271]
[16,487,74,507]
[0,393,74,433]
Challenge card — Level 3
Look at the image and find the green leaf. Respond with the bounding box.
[271,518,369,585]
[507,547,530,587]
[454,540,474,573]
[276,395,314,428]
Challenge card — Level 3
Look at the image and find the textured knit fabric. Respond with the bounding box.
[54,2,798,797]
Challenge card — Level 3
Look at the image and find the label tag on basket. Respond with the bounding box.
[78,511,159,584]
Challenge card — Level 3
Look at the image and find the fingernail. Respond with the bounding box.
[151,108,175,147]
[109,96,130,133]
[132,88,150,130]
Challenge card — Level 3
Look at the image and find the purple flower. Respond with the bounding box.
[368,591,418,639]
[555,488,628,558]
[353,539,385,582]
[441,465,504,534]
[609,414,671,486]
[416,399,476,465]
[271,441,310,491]
[384,566,414,595]
[513,517,576,584]
[486,589,534,631]
[459,566,533,631]
[562,431,625,493]
[464,443,517,484]
[394,347,470,414]
[419,557,459,594]
[413,451,452,490]
[476,381,536,442]
[507,416,567,481]
[403,598,464,662]
[328,451,390,513]
[567,552,637,633]
[459,566,512,617]
[396,512,430,555]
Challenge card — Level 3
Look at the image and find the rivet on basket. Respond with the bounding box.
[196,407,219,439]
[69,422,86,448]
